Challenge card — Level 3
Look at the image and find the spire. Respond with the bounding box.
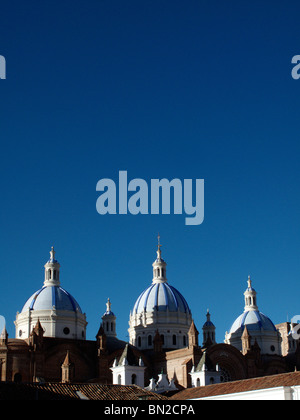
[101,299,117,338]
[152,234,167,284]
[44,246,61,286]
[244,276,258,311]
[49,246,57,263]
[61,351,74,383]
[188,320,199,348]
[241,325,251,355]
[106,298,112,314]
[202,309,216,347]
[157,233,162,260]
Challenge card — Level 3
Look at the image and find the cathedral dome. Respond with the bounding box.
[15,247,87,340]
[225,276,280,355]
[132,282,191,315]
[229,310,276,334]
[128,237,193,351]
[21,285,83,314]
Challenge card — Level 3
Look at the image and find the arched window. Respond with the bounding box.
[111,322,114,332]
[131,374,137,385]
[118,374,121,385]
[48,270,51,280]
[137,336,142,347]
[172,335,177,346]
[183,335,187,347]
[196,378,200,387]
[161,268,164,277]
[53,270,56,280]
[148,335,152,346]
[160,334,165,345]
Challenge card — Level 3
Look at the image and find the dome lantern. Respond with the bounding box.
[44,246,61,287]
[152,234,167,284]
[244,276,258,311]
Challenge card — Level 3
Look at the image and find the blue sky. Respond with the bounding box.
[0,0,300,343]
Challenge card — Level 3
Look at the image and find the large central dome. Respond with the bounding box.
[128,239,192,351]
[133,282,191,315]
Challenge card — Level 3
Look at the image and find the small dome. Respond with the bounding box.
[132,282,191,315]
[229,310,276,334]
[21,286,83,313]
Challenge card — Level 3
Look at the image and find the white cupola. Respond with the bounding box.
[244,276,258,311]
[15,247,87,340]
[101,298,117,338]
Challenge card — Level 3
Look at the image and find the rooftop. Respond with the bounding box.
[170,371,300,400]
[0,382,167,400]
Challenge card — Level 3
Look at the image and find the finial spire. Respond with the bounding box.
[157,233,162,260]
[106,298,112,313]
[247,275,252,289]
[50,246,56,262]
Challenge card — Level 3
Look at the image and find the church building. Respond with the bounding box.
[0,240,299,391]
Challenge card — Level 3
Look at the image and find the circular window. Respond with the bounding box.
[270,345,275,352]
[63,327,70,335]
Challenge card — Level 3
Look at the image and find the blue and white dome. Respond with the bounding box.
[133,282,191,315]
[229,310,276,334]
[21,285,83,313]
[225,276,281,355]
[15,247,87,340]
[129,239,193,351]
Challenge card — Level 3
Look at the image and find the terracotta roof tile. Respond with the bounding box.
[170,371,300,400]
[0,382,167,400]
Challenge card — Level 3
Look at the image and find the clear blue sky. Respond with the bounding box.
[0,0,300,343]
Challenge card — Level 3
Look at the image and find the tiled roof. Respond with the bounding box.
[170,371,300,400]
[0,382,167,400]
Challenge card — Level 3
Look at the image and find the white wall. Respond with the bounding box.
[192,385,300,400]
